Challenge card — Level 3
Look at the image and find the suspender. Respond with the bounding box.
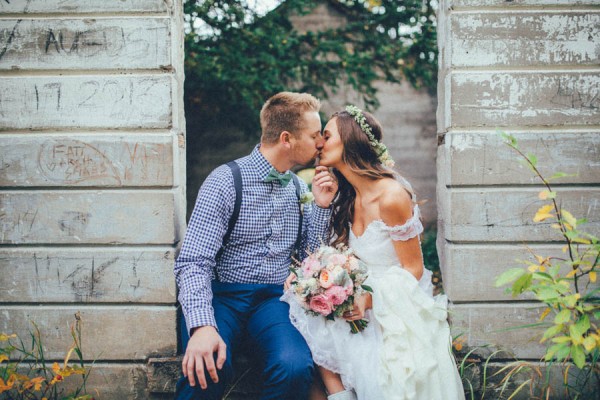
[222,161,243,249]
[291,174,303,253]
[216,161,304,262]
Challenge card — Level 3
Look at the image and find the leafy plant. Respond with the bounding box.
[494,133,600,394]
[184,0,438,135]
[0,313,94,400]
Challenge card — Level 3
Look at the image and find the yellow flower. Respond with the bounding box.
[51,361,86,384]
[0,374,16,392]
[0,333,16,342]
[22,376,45,391]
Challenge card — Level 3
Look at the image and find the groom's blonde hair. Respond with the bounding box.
[260,92,321,144]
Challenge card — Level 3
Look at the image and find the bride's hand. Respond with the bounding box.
[343,293,372,321]
[312,166,338,208]
[284,272,297,291]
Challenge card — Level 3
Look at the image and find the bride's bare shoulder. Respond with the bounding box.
[378,179,413,225]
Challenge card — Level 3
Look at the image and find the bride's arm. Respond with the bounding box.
[380,186,424,280]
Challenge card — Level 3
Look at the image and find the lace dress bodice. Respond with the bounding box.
[349,204,433,295]
[350,204,423,269]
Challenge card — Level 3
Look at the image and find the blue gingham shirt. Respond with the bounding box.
[175,146,331,330]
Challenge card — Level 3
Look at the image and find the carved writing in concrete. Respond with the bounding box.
[0,192,175,244]
[451,72,600,127]
[551,76,600,110]
[0,76,172,129]
[0,0,169,13]
[443,188,600,242]
[445,131,600,185]
[0,249,175,302]
[0,136,174,186]
[0,19,171,70]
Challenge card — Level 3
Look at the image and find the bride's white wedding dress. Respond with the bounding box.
[282,204,465,400]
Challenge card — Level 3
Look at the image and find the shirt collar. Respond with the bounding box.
[250,144,290,181]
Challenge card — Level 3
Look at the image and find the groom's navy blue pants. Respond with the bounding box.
[175,282,314,400]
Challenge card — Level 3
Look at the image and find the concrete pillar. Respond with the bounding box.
[437,0,599,385]
[0,1,185,397]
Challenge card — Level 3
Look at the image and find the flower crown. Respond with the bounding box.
[345,105,395,167]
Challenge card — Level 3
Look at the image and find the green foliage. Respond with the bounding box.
[0,314,93,400]
[421,226,439,272]
[495,133,600,388]
[184,0,437,134]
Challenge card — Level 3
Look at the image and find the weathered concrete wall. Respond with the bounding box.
[437,0,600,369]
[0,1,185,398]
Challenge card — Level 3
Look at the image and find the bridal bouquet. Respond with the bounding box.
[289,245,372,333]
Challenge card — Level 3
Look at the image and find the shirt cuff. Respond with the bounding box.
[185,309,217,335]
[313,203,332,216]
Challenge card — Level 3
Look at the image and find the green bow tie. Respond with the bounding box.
[264,168,292,187]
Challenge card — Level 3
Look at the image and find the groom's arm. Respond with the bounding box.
[175,166,235,387]
[174,165,235,333]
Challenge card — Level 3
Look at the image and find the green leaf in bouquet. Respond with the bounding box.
[362,284,373,293]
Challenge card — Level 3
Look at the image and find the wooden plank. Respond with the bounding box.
[449,303,547,359]
[0,134,174,187]
[450,72,600,128]
[443,131,600,186]
[0,75,172,130]
[451,12,600,67]
[0,0,169,14]
[440,244,597,302]
[0,306,176,360]
[0,191,176,244]
[0,18,171,70]
[0,248,175,303]
[442,188,600,242]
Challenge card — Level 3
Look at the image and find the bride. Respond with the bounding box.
[283,106,465,400]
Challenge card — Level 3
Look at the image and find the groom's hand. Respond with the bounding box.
[312,166,338,208]
[182,325,226,389]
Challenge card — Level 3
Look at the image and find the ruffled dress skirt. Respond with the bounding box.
[282,267,465,400]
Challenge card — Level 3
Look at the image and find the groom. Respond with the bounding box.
[174,92,337,399]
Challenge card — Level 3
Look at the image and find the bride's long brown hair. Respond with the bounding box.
[329,109,396,247]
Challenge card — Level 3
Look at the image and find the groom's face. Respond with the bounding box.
[289,111,324,167]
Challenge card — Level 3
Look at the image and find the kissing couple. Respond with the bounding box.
[174,92,464,400]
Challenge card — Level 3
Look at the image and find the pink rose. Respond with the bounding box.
[328,254,347,267]
[325,285,348,306]
[319,270,334,289]
[302,256,322,277]
[309,294,334,316]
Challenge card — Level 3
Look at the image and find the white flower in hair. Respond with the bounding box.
[345,105,395,167]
